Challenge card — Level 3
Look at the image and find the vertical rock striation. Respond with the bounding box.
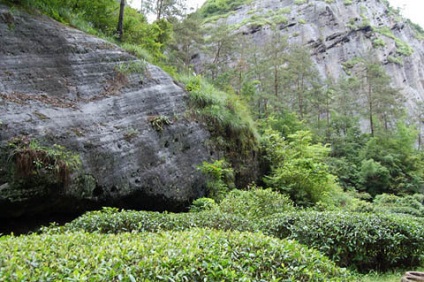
[198,0,424,114]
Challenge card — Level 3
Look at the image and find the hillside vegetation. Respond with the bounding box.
[1,0,424,280]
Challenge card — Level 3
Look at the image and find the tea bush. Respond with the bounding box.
[373,193,424,217]
[53,208,255,234]
[218,188,294,219]
[0,229,354,281]
[262,211,424,272]
[189,197,218,212]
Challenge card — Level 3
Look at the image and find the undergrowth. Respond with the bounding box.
[179,74,259,186]
[262,211,424,272]
[180,74,258,153]
[0,229,354,281]
[200,0,253,18]
[8,136,81,186]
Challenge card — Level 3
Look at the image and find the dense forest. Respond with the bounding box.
[1,0,424,280]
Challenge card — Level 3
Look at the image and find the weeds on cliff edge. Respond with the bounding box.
[179,74,258,154]
[148,115,171,132]
[8,136,81,185]
[114,60,146,76]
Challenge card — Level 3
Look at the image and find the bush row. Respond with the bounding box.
[53,208,255,234]
[42,190,424,273]
[373,193,424,217]
[53,188,294,234]
[262,211,424,272]
[0,229,353,281]
[217,188,294,219]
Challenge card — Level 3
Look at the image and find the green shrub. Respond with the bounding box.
[8,137,81,186]
[262,129,342,206]
[262,211,424,272]
[121,43,153,61]
[372,37,386,48]
[375,27,413,56]
[114,60,146,75]
[200,0,252,17]
[342,57,363,70]
[396,40,414,56]
[0,229,354,281]
[387,55,403,65]
[10,0,118,34]
[7,0,170,61]
[51,208,255,234]
[198,159,235,202]
[218,188,294,219]
[180,75,258,152]
[190,197,218,212]
[358,159,390,196]
[373,194,424,217]
[179,74,259,187]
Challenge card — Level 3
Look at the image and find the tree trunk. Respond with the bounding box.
[116,0,125,41]
[368,82,374,137]
[156,0,164,21]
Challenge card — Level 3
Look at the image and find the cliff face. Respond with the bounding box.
[199,0,424,113]
[0,4,212,217]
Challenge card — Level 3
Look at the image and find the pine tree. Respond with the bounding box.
[360,60,403,136]
[169,13,203,72]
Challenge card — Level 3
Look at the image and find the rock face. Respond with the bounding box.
[198,0,424,114]
[0,4,212,217]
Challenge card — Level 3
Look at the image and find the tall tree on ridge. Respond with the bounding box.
[169,13,204,72]
[204,23,238,80]
[141,0,187,20]
[360,60,403,136]
[116,0,126,41]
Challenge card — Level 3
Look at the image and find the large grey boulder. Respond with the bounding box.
[0,4,212,217]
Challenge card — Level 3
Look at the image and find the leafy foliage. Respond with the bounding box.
[373,193,424,217]
[198,159,235,202]
[181,74,259,187]
[10,0,118,33]
[181,75,258,150]
[8,137,81,186]
[358,158,390,196]
[263,211,424,272]
[262,128,341,206]
[6,0,172,61]
[218,187,294,219]
[53,207,254,234]
[375,27,413,56]
[140,0,186,21]
[0,229,353,281]
[148,115,171,131]
[168,13,204,72]
[358,123,424,195]
[57,188,292,234]
[189,197,218,212]
[200,0,252,18]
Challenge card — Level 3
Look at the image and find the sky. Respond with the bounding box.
[389,0,424,27]
[129,0,424,28]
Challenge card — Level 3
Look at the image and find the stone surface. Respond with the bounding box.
[0,4,212,217]
[196,0,424,118]
[401,271,424,282]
